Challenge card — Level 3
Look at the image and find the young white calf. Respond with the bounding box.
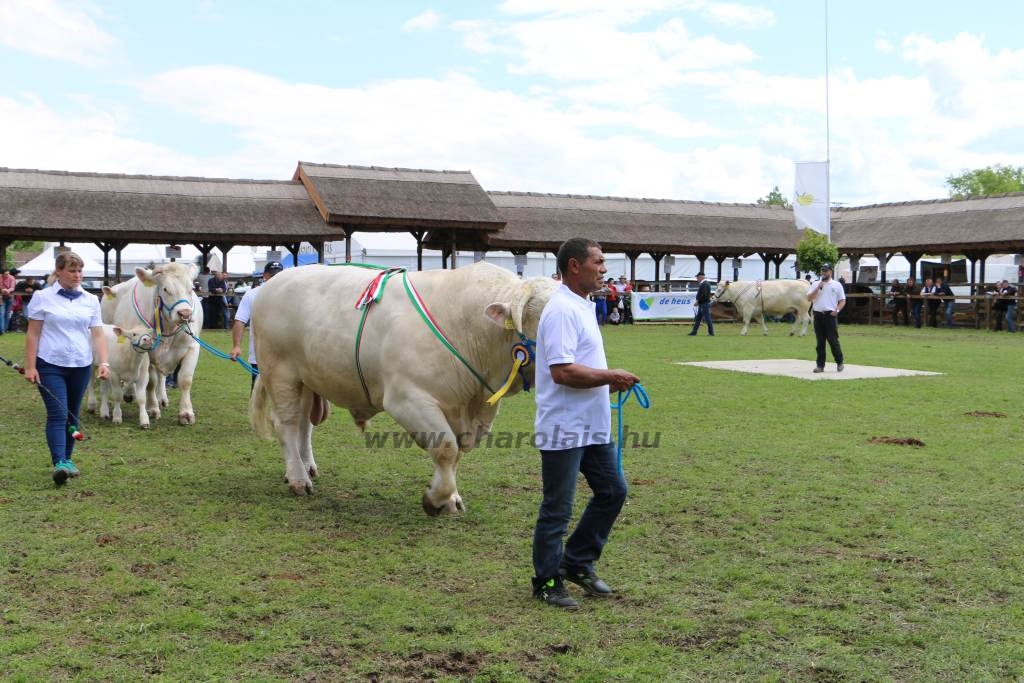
[86,324,155,428]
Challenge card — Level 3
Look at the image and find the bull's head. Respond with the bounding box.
[482,277,559,400]
[136,262,198,325]
[712,280,733,303]
[484,277,559,339]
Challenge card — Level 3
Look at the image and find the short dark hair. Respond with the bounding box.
[557,238,600,277]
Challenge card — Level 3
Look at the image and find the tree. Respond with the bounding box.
[946,165,1024,199]
[795,229,838,274]
[4,240,43,267]
[757,185,791,208]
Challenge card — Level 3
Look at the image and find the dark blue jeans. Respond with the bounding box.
[533,442,628,582]
[690,302,714,335]
[36,358,91,465]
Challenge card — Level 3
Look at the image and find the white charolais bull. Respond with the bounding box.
[713,279,811,336]
[86,324,154,428]
[101,262,203,425]
[249,262,558,515]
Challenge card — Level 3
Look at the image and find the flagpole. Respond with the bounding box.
[824,0,831,239]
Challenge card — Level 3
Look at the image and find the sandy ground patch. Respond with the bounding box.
[677,358,942,381]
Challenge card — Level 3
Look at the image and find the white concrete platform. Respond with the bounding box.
[677,358,942,381]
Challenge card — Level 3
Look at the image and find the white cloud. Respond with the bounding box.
[701,3,775,30]
[0,0,114,65]
[0,94,215,176]
[403,9,441,32]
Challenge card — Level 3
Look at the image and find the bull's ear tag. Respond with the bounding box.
[504,319,515,330]
[116,335,125,344]
[143,281,155,287]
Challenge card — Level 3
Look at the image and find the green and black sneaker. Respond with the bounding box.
[533,577,579,609]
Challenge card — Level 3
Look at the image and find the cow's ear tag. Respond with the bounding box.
[504,319,514,330]
[143,280,155,287]
[116,335,125,344]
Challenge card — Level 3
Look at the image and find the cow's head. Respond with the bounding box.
[114,325,156,352]
[712,280,733,303]
[136,262,198,324]
[484,277,559,339]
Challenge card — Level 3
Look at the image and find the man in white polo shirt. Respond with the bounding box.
[806,262,846,373]
[230,260,284,389]
[531,237,640,609]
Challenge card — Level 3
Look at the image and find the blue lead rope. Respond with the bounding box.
[181,327,259,377]
[611,383,651,476]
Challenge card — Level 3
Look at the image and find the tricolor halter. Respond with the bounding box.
[128,281,192,351]
[348,264,536,410]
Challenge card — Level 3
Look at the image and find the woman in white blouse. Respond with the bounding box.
[23,252,110,486]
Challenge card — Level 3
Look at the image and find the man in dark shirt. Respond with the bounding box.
[687,272,714,336]
[889,278,908,326]
[207,271,230,330]
[994,280,1018,332]
[934,277,955,328]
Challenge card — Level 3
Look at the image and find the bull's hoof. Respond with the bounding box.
[789,332,795,336]
[160,398,169,408]
[308,465,319,479]
[112,416,123,425]
[421,491,465,516]
[140,423,150,430]
[422,493,444,517]
[178,413,195,426]
[288,481,313,496]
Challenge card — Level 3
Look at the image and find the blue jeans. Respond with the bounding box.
[0,299,10,332]
[912,302,922,328]
[532,442,628,581]
[945,301,955,328]
[1007,304,1017,333]
[690,302,714,335]
[36,358,92,465]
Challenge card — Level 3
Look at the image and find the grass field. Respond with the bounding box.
[2,323,1023,682]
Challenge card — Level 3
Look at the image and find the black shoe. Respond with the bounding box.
[813,367,824,373]
[837,363,844,372]
[560,567,614,597]
[687,332,697,336]
[533,577,579,609]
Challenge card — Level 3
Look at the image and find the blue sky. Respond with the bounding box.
[3,0,1024,207]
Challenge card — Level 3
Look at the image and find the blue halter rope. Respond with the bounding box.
[180,325,259,377]
[610,383,651,476]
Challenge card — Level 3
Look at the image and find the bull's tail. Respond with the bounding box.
[249,374,276,440]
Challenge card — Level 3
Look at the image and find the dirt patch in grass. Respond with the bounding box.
[867,436,925,447]
[370,649,486,681]
[964,410,1007,418]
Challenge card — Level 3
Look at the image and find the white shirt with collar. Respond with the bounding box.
[807,278,846,313]
[233,285,263,364]
[26,282,103,367]
[534,284,611,451]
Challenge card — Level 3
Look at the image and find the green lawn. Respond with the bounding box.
[2,324,1023,681]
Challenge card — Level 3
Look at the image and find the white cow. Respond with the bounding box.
[101,262,203,424]
[249,262,558,514]
[713,279,811,336]
[86,324,154,427]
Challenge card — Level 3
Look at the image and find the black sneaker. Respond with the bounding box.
[560,567,614,597]
[533,577,579,609]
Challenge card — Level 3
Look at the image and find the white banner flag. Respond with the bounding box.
[793,161,830,237]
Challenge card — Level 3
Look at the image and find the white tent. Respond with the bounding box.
[17,250,105,279]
